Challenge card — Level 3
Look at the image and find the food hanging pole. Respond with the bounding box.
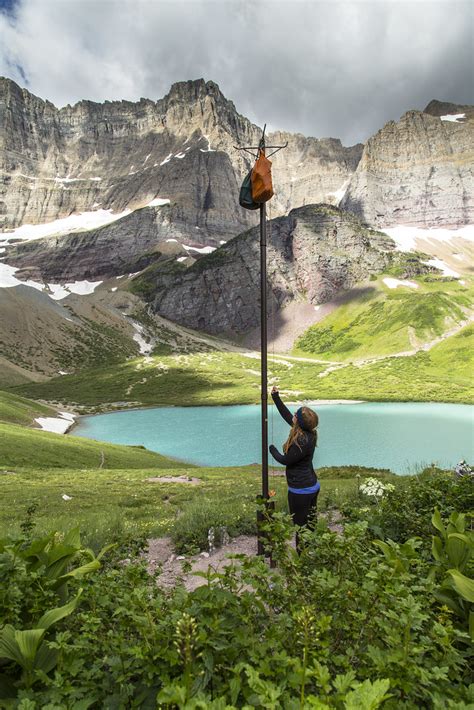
[235,126,287,555]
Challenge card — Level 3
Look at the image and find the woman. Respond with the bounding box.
[269,386,319,550]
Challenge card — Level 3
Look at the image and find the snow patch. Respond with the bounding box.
[174,152,186,159]
[147,197,170,207]
[0,263,44,291]
[183,244,216,254]
[48,280,103,300]
[383,224,474,252]
[199,135,215,152]
[35,411,76,434]
[166,238,178,243]
[111,287,118,292]
[18,174,101,183]
[383,277,419,290]
[160,153,173,166]
[440,113,466,122]
[144,153,151,164]
[132,322,153,354]
[5,208,132,242]
[47,284,70,300]
[425,258,460,278]
[328,180,349,204]
[177,256,187,262]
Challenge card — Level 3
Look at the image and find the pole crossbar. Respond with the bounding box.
[235,126,287,557]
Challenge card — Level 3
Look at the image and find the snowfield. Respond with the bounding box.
[1,208,132,244]
[382,225,474,252]
[0,263,103,299]
[35,411,76,434]
[383,278,419,289]
[440,113,466,122]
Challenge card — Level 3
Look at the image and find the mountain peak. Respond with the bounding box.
[164,78,227,104]
[423,99,473,117]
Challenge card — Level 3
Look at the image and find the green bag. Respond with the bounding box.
[239,169,260,210]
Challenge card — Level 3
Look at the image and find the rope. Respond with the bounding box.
[267,198,277,480]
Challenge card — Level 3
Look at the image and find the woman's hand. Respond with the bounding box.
[271,386,279,394]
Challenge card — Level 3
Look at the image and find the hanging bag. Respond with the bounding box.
[251,148,274,203]
[239,169,260,210]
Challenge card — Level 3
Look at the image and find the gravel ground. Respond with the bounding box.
[145,511,343,591]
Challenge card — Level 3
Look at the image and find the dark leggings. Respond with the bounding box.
[288,490,319,551]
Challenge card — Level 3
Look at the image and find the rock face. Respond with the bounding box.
[6,204,188,281]
[146,204,396,336]
[342,104,474,228]
[0,77,362,240]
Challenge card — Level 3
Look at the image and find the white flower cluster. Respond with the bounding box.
[359,477,395,499]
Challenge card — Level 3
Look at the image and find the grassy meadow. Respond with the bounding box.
[11,320,474,408]
[295,276,473,361]
[9,276,473,408]
[0,460,397,552]
[0,390,58,426]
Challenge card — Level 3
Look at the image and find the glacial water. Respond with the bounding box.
[73,401,474,474]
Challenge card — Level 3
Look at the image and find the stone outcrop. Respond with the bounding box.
[6,204,189,281]
[146,204,396,335]
[0,77,362,239]
[342,105,474,228]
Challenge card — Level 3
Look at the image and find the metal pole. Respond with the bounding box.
[257,200,269,557]
[260,201,269,503]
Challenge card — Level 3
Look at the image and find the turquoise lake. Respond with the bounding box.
[73,402,474,474]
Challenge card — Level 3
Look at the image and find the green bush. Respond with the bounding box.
[344,470,474,545]
[1,508,472,707]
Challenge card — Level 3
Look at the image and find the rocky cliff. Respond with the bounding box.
[342,101,474,228]
[0,77,362,241]
[142,204,396,336]
[6,204,188,281]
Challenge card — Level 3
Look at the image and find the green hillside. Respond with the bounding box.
[0,422,185,469]
[0,390,57,426]
[10,321,474,406]
[13,351,272,407]
[311,323,474,403]
[295,277,473,361]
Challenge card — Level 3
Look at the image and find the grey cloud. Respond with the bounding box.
[0,0,472,145]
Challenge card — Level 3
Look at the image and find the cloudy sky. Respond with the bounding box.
[0,0,472,145]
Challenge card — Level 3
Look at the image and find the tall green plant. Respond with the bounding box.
[431,508,474,639]
[0,527,108,692]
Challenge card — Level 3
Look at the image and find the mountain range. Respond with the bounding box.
[0,76,473,389]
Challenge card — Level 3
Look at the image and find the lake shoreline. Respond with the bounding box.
[65,398,367,435]
[71,401,474,474]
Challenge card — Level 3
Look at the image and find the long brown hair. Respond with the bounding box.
[283,407,319,453]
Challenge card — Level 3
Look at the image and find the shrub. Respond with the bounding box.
[344,469,474,545]
[1,510,472,707]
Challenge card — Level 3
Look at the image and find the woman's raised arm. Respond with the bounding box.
[271,386,293,426]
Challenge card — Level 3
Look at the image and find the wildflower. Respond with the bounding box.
[175,612,197,662]
[359,477,394,500]
[62,494,73,501]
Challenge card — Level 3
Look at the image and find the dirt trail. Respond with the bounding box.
[145,512,344,591]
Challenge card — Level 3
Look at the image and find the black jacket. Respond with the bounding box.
[269,392,317,489]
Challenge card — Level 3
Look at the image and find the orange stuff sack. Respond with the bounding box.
[251,149,274,203]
